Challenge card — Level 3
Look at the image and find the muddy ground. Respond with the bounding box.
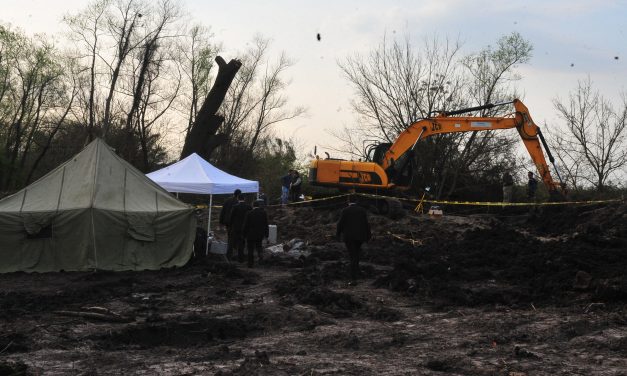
[1,201,626,375]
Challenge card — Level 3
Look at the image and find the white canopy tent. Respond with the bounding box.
[147,153,259,253]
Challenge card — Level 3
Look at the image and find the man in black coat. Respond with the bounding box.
[242,200,269,268]
[220,189,242,260]
[228,194,252,262]
[336,195,371,282]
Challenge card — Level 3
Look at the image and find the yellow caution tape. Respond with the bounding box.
[193,193,621,210]
[356,192,622,206]
[194,194,352,210]
[265,194,352,208]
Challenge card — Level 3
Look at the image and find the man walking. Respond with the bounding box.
[219,189,241,260]
[242,200,269,268]
[228,194,252,262]
[336,195,371,283]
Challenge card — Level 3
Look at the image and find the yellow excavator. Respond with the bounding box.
[309,99,566,201]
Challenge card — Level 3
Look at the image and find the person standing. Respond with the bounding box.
[219,189,241,259]
[257,187,268,207]
[336,195,371,283]
[242,200,269,268]
[290,171,302,202]
[527,171,538,201]
[280,170,293,205]
[502,172,514,203]
[228,194,252,262]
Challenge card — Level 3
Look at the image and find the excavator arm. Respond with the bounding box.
[381,99,564,196]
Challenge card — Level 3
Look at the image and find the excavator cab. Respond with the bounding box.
[365,142,391,164]
[365,142,413,188]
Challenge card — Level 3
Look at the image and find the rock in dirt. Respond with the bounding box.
[514,345,541,359]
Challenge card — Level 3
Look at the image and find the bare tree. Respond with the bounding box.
[101,0,147,135]
[553,78,627,191]
[177,24,220,137]
[63,0,110,140]
[120,0,182,163]
[26,57,80,184]
[441,31,532,197]
[216,36,305,171]
[338,34,465,147]
[179,55,242,160]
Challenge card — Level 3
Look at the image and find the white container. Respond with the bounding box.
[210,240,227,255]
[268,225,277,244]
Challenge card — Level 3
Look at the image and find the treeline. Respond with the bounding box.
[0,0,302,199]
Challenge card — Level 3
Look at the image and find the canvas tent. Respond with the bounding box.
[0,138,196,273]
[146,153,258,239]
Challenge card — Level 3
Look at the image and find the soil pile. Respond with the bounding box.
[271,203,627,308]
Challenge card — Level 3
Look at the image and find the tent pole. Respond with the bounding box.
[206,194,213,255]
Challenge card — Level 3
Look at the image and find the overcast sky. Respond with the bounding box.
[2,0,626,159]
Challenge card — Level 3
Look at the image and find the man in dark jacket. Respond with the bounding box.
[290,171,302,202]
[527,171,538,201]
[242,200,269,268]
[228,194,252,262]
[220,189,241,260]
[502,172,514,203]
[280,170,292,205]
[336,195,371,282]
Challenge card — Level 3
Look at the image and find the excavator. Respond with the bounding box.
[309,99,566,205]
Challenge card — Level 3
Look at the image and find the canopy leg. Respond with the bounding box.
[206,195,213,256]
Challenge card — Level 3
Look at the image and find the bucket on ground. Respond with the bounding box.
[268,224,277,244]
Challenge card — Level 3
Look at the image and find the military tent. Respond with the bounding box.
[0,138,196,273]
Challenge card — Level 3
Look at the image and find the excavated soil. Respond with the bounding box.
[1,202,626,375]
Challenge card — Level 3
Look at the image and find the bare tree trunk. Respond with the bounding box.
[87,28,98,142]
[25,91,76,184]
[180,56,241,160]
[103,10,142,135]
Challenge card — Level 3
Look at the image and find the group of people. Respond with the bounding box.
[281,169,302,204]
[502,171,538,203]
[217,187,371,283]
[219,189,269,268]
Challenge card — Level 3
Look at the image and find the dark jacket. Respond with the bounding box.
[228,201,252,234]
[336,204,371,242]
[281,174,292,188]
[243,207,269,241]
[528,177,538,197]
[219,196,238,226]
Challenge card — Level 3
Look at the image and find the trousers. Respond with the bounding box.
[246,238,263,267]
[228,231,245,262]
[344,240,363,280]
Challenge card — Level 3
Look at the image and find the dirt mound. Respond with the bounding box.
[532,203,627,239]
[375,224,627,307]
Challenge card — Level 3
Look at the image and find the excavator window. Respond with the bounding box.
[371,143,392,164]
